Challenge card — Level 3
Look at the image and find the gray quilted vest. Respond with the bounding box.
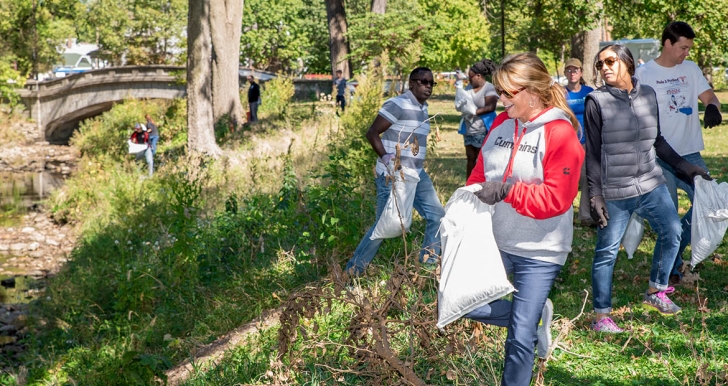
[587,80,665,200]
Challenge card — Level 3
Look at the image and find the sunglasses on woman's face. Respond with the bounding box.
[595,57,618,69]
[495,87,526,99]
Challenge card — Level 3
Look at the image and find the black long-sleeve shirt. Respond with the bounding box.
[248,81,260,103]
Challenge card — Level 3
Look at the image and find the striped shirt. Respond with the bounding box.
[375,91,430,175]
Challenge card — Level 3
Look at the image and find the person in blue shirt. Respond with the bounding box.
[564,58,595,227]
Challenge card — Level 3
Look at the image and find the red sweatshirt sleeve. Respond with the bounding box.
[466,112,510,186]
[503,120,584,219]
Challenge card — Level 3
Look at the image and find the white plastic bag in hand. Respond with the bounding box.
[454,87,477,116]
[436,185,515,329]
[370,164,420,240]
[128,140,148,155]
[691,177,728,268]
[621,212,644,259]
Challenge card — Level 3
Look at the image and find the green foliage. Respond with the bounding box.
[82,0,187,65]
[120,351,172,385]
[0,60,24,107]
[0,0,77,76]
[240,0,329,73]
[259,75,295,119]
[418,0,493,70]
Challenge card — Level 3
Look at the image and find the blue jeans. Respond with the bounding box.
[135,148,154,177]
[464,252,562,386]
[656,153,708,276]
[345,169,444,275]
[149,135,159,155]
[249,101,259,122]
[591,184,681,313]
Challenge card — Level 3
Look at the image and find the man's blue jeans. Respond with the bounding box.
[656,152,709,276]
[464,252,562,386]
[149,135,159,155]
[592,184,681,314]
[345,169,444,275]
[135,148,154,177]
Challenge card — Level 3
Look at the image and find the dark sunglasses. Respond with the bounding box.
[495,86,526,99]
[411,78,437,87]
[595,57,618,69]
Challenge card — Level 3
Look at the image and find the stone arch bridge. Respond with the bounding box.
[18,66,187,144]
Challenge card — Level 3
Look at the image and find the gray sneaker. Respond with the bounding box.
[643,287,681,316]
[537,298,553,359]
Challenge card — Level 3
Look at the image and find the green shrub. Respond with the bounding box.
[712,67,727,91]
[259,74,295,119]
[0,60,24,108]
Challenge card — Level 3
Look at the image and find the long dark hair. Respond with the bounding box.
[592,44,635,86]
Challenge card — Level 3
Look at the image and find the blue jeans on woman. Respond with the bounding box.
[464,252,562,386]
[149,135,159,155]
[345,169,444,276]
[656,152,709,276]
[592,184,682,314]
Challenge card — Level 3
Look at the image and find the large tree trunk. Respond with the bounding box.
[187,0,221,156]
[371,0,386,14]
[571,26,601,87]
[210,0,244,128]
[324,0,351,78]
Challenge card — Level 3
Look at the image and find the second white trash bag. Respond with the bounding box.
[436,185,515,329]
[370,164,420,240]
[454,87,477,116]
[621,212,645,259]
[691,177,728,268]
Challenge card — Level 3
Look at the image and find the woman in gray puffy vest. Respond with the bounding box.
[584,44,711,333]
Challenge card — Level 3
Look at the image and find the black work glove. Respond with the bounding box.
[589,196,609,228]
[704,104,722,128]
[474,181,513,205]
[674,160,712,185]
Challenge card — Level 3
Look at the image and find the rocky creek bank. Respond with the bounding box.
[0,210,78,364]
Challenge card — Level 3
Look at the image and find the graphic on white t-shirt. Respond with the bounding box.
[658,77,692,116]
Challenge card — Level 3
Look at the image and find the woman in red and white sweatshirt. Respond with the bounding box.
[463,52,584,386]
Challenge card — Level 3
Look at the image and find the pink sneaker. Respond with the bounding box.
[591,317,624,333]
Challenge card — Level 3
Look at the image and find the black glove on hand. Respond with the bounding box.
[704,104,722,128]
[474,181,513,205]
[589,196,609,228]
[674,160,713,185]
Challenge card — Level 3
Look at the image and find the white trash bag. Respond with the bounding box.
[436,184,515,329]
[370,164,420,240]
[128,140,148,155]
[454,87,477,116]
[690,177,728,268]
[621,212,644,259]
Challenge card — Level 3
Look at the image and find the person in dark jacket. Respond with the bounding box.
[247,75,261,122]
[584,44,711,333]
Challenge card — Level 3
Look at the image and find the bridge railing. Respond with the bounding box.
[20,65,186,96]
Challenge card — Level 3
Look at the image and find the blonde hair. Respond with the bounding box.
[493,52,579,132]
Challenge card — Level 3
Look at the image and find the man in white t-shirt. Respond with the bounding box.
[636,21,723,285]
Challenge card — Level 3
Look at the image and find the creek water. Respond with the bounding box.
[1,172,65,303]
